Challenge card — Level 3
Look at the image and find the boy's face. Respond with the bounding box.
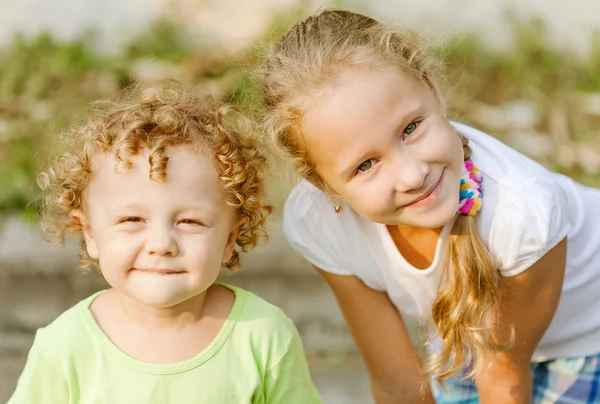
[78,146,240,309]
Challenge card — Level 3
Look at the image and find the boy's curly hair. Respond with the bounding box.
[38,79,273,271]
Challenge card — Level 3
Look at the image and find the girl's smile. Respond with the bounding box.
[403,170,444,209]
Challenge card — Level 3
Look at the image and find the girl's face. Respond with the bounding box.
[301,65,464,228]
[77,147,240,310]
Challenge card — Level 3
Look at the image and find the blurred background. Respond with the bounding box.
[1,0,600,403]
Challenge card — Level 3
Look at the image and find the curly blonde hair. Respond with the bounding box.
[39,79,273,271]
[261,9,510,382]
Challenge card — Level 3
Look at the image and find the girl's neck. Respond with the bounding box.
[396,224,444,238]
[387,225,444,269]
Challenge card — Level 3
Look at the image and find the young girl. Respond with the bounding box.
[261,9,600,404]
[9,80,321,404]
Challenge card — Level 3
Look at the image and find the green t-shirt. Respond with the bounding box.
[8,285,322,404]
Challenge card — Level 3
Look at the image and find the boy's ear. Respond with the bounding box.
[71,210,98,260]
[222,216,248,264]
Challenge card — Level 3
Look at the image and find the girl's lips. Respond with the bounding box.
[405,173,444,208]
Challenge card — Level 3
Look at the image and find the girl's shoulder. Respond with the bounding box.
[283,180,331,252]
[284,180,333,222]
[283,180,373,277]
[453,121,559,188]
[455,123,573,276]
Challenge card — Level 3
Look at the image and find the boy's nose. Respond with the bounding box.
[146,227,178,256]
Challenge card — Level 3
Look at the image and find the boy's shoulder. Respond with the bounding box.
[226,284,299,349]
[231,285,294,330]
[32,291,102,357]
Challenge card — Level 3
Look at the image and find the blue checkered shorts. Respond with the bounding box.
[431,353,600,403]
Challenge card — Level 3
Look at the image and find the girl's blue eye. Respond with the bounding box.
[357,159,376,173]
[404,122,418,136]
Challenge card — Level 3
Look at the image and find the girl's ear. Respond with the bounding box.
[305,172,327,191]
[222,216,248,264]
[305,172,339,196]
[71,210,98,259]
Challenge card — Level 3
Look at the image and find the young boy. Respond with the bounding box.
[9,80,322,404]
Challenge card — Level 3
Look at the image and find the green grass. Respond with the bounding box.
[1,12,600,219]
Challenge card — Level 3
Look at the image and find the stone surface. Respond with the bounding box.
[0,216,80,274]
[577,143,600,174]
[469,100,539,131]
[505,130,554,159]
[580,92,600,116]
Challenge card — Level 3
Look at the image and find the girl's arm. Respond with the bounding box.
[316,267,435,404]
[475,238,568,404]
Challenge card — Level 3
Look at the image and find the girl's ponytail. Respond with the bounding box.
[427,135,512,381]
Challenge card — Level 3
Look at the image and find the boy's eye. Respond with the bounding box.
[178,219,201,226]
[404,122,419,136]
[357,159,377,173]
[119,217,142,223]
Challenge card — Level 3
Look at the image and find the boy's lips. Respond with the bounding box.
[133,268,185,275]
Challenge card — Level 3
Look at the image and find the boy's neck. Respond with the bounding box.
[117,289,210,330]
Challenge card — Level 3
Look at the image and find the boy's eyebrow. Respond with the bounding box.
[114,202,149,212]
[110,203,218,217]
[177,205,218,217]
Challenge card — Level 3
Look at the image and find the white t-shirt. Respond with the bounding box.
[283,122,600,361]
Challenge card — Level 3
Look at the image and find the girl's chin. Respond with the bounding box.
[379,208,458,228]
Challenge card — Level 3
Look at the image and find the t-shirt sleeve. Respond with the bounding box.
[282,182,353,276]
[488,177,572,277]
[7,328,69,404]
[263,316,322,404]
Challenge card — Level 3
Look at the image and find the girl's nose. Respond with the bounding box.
[390,152,430,194]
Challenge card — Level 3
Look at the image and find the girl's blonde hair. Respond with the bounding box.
[261,9,509,382]
[39,79,272,271]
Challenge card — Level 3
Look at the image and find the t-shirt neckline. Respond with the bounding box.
[373,216,456,275]
[78,283,246,375]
